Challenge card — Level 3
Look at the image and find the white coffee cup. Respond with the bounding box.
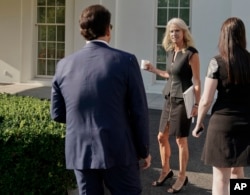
[140,59,150,69]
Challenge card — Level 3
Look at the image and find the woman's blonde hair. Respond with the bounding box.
[162,18,195,51]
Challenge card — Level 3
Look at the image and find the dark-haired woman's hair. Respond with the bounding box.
[218,17,250,84]
[79,4,111,40]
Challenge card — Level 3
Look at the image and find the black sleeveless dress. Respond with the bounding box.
[201,56,250,167]
[159,47,198,137]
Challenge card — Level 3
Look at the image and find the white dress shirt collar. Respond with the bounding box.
[86,40,109,46]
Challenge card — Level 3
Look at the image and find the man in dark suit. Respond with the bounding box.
[50,4,151,195]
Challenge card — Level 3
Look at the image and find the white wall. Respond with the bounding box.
[0,0,22,83]
[20,0,36,83]
[232,0,250,50]
[192,0,231,92]
[115,0,156,91]
[192,0,250,93]
[65,0,75,57]
[1,0,250,89]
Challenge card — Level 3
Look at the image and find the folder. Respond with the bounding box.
[183,86,194,119]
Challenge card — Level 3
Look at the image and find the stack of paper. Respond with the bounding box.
[183,86,194,119]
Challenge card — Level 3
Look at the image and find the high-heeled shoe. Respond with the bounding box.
[152,170,174,186]
[167,176,188,193]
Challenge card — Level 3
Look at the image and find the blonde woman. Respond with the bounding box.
[145,18,201,193]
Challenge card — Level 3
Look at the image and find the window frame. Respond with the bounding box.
[35,0,66,78]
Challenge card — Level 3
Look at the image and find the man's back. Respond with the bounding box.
[51,41,149,169]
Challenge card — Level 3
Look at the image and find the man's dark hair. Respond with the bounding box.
[79,4,111,40]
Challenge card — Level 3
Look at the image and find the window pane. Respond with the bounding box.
[48,26,56,41]
[158,8,167,26]
[37,59,46,75]
[158,0,168,7]
[37,7,46,23]
[56,7,65,23]
[37,0,46,6]
[47,43,56,59]
[38,42,46,58]
[180,9,190,25]
[47,60,56,75]
[180,0,190,7]
[157,28,165,44]
[57,43,65,59]
[157,63,166,71]
[168,9,178,19]
[169,0,178,7]
[156,63,167,80]
[38,26,46,41]
[48,0,56,6]
[47,7,55,23]
[56,0,65,6]
[157,46,166,63]
[57,26,65,42]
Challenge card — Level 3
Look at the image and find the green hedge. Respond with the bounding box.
[0,93,76,194]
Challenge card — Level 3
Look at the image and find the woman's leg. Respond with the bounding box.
[158,124,171,174]
[167,137,189,192]
[152,124,172,185]
[176,137,189,179]
[152,100,173,186]
[231,167,244,178]
[212,166,231,195]
[229,167,245,193]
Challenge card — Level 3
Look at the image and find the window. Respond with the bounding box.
[156,0,190,80]
[36,0,65,76]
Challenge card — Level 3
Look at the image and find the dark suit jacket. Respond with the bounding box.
[51,41,150,170]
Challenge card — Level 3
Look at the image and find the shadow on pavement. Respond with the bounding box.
[16,86,51,100]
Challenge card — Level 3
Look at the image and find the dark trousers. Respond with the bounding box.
[74,163,142,195]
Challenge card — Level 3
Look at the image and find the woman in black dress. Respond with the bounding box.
[192,17,250,195]
[145,18,201,193]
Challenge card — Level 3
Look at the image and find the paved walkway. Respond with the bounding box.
[1,83,249,195]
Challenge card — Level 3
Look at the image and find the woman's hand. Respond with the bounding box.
[191,105,198,117]
[144,63,169,79]
[192,124,204,138]
[144,63,156,73]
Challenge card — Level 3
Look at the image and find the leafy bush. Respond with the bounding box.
[0,93,76,194]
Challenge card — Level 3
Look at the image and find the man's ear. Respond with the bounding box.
[106,26,111,37]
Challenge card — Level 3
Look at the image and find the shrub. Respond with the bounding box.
[0,93,76,194]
